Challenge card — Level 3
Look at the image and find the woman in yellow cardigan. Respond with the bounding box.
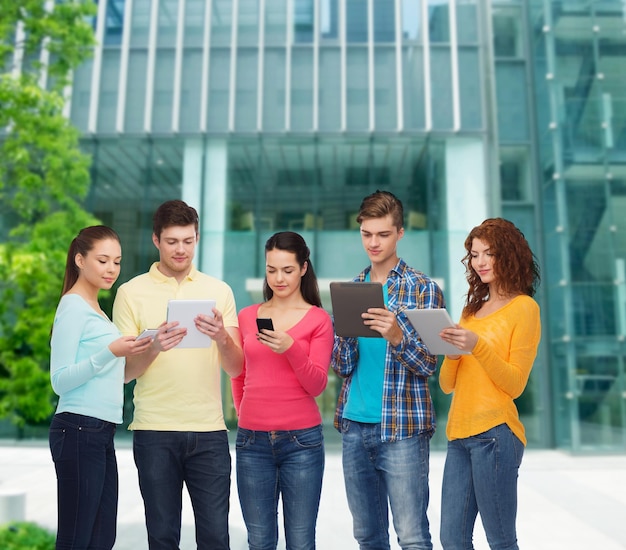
[438,218,541,550]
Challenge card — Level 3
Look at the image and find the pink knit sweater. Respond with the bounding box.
[232,303,334,431]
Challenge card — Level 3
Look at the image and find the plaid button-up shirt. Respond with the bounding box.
[332,258,445,442]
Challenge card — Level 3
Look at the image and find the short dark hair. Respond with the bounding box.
[152,200,199,239]
[61,225,120,296]
[263,231,322,308]
[356,190,404,230]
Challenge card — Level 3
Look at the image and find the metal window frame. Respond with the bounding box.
[172,0,186,132]
[116,0,133,132]
[143,0,160,133]
[200,0,212,132]
[88,0,108,133]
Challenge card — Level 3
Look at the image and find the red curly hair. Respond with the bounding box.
[462,218,540,317]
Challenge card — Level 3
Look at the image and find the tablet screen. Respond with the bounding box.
[329,282,385,338]
[404,308,470,355]
[166,299,216,349]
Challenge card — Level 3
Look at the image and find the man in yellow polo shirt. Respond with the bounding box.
[113,200,243,550]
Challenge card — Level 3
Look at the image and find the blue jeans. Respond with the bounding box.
[49,412,118,550]
[235,425,325,550]
[440,424,524,550]
[341,420,433,550]
[133,430,231,550]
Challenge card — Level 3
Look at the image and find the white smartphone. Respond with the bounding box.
[135,328,158,341]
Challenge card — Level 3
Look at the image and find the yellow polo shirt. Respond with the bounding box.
[112,263,238,432]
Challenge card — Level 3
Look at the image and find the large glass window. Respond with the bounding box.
[294,0,314,43]
[430,47,453,129]
[428,0,450,43]
[495,62,529,142]
[184,0,206,48]
[129,0,151,48]
[104,0,125,45]
[152,50,175,133]
[97,50,121,133]
[179,49,203,133]
[402,0,423,41]
[265,0,287,44]
[318,47,341,131]
[291,47,314,131]
[374,47,397,130]
[263,48,286,131]
[124,50,148,132]
[346,46,369,130]
[456,0,478,44]
[374,0,396,42]
[207,48,231,131]
[458,47,482,130]
[492,5,523,57]
[238,0,260,46]
[320,0,339,40]
[211,0,234,46]
[70,60,94,133]
[235,48,258,131]
[346,0,368,43]
[402,46,426,129]
[157,0,178,48]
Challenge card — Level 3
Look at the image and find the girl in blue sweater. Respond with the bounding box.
[49,226,152,550]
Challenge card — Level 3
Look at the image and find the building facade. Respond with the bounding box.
[65,0,625,452]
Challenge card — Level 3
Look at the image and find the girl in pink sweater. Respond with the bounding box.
[232,231,334,549]
[438,218,541,550]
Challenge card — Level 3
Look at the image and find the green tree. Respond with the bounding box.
[0,1,98,430]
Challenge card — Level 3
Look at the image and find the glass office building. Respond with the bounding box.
[57,0,625,452]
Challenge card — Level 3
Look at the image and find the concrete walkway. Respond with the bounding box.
[0,439,625,549]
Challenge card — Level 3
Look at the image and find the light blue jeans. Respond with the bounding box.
[440,423,524,550]
[236,425,325,550]
[341,419,433,550]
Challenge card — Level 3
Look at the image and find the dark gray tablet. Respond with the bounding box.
[329,282,385,338]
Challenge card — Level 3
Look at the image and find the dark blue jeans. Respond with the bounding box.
[341,420,433,550]
[235,425,325,550]
[440,424,524,550]
[49,412,118,550]
[133,430,231,550]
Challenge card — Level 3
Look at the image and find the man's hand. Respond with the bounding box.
[362,307,403,347]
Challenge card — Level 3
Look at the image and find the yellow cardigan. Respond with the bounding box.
[439,295,541,445]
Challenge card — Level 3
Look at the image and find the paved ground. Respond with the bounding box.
[0,437,625,549]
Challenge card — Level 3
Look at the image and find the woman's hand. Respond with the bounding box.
[257,328,294,354]
[109,334,154,357]
[439,325,478,354]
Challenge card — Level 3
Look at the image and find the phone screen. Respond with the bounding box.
[256,318,274,332]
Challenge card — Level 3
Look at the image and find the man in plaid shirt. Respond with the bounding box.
[332,190,444,550]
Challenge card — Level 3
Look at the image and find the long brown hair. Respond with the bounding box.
[462,218,539,317]
[263,231,322,307]
[61,225,121,296]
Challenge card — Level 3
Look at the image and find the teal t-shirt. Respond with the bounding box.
[343,277,388,423]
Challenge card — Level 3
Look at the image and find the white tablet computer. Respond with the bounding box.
[166,299,216,349]
[404,308,471,355]
[329,281,385,338]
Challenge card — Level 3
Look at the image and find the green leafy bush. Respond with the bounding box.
[0,522,55,550]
